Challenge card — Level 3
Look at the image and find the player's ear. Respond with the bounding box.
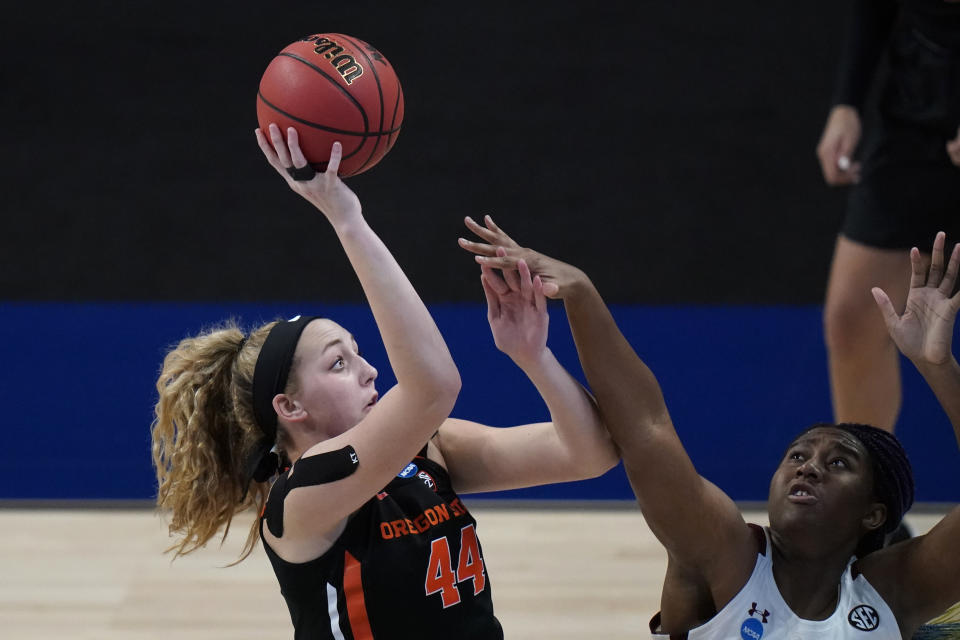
[273,394,306,422]
[861,501,887,533]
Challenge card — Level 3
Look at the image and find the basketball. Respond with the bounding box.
[257,34,404,178]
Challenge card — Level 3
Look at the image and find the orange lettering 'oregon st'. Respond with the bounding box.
[378,501,458,540]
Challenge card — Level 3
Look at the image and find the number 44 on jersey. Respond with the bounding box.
[424,524,486,608]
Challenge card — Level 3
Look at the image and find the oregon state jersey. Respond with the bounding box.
[261,451,503,640]
[650,525,901,639]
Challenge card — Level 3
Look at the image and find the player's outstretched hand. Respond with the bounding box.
[873,232,960,369]
[255,123,362,227]
[458,215,586,299]
[479,260,548,369]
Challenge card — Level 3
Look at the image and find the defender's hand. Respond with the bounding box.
[458,215,587,299]
[873,232,960,368]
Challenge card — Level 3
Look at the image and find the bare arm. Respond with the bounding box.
[867,233,960,628]
[460,217,756,596]
[873,234,960,445]
[913,358,960,449]
[817,0,898,185]
[561,278,755,578]
[256,126,460,544]
[258,127,458,399]
[437,259,617,493]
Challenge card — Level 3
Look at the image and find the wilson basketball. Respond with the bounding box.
[257,34,404,177]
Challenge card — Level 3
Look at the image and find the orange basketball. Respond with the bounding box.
[257,34,404,177]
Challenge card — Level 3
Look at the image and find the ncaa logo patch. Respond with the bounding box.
[397,463,418,479]
[848,605,880,631]
[740,618,764,640]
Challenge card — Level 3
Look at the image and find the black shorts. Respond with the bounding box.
[843,26,960,250]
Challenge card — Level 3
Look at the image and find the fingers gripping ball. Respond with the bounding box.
[257,34,404,177]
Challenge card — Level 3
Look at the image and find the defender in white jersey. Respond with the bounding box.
[650,525,901,639]
[461,223,960,640]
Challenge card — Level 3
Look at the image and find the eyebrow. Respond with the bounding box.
[788,436,864,460]
[322,335,359,354]
[322,338,345,353]
[832,442,864,460]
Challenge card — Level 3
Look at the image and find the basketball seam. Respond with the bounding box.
[256,90,361,162]
[277,51,370,137]
[386,83,403,153]
[256,91,401,138]
[338,35,386,176]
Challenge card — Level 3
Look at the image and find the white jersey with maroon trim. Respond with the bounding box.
[650,525,901,640]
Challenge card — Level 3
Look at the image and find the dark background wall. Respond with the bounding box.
[3,0,849,303]
[2,1,957,504]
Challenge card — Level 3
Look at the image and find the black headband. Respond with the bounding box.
[242,315,321,495]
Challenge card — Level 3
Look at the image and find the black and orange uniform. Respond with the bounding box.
[261,450,504,640]
[835,0,960,249]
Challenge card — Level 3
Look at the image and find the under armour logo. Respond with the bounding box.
[848,605,880,631]
[748,603,770,623]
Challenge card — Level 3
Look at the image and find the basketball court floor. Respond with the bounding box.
[0,504,952,639]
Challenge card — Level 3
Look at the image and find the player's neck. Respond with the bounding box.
[770,542,848,620]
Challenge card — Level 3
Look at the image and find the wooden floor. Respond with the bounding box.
[0,505,948,639]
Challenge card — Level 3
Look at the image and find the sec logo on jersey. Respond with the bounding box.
[848,605,880,631]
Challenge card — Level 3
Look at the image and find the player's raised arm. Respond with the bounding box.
[866,233,960,630]
[248,126,460,539]
[872,233,960,442]
[459,217,757,599]
[434,258,617,494]
[257,126,458,401]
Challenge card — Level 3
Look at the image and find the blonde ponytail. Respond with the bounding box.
[151,320,278,561]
